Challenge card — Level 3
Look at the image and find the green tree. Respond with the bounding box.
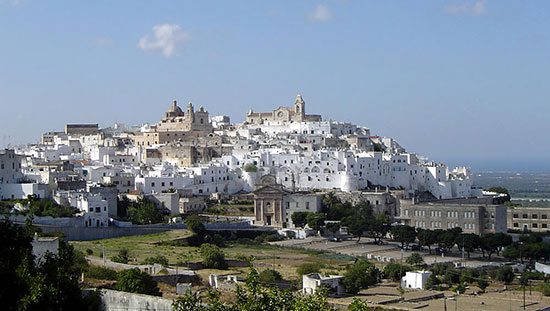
[481,233,512,260]
[326,222,340,236]
[143,255,169,266]
[115,268,160,296]
[201,243,226,269]
[477,277,489,292]
[367,214,391,244]
[306,212,326,231]
[111,248,130,264]
[243,163,257,173]
[391,225,416,248]
[417,229,438,254]
[343,259,380,294]
[127,198,164,225]
[291,212,310,228]
[456,233,481,259]
[343,217,368,242]
[406,253,424,266]
[258,269,283,284]
[495,266,515,283]
[348,298,370,311]
[383,263,411,281]
[296,262,322,276]
[425,273,441,289]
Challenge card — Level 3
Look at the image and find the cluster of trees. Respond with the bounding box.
[503,233,550,263]
[425,263,520,292]
[392,225,512,260]
[0,218,100,310]
[291,212,326,231]
[1,196,78,218]
[118,196,166,225]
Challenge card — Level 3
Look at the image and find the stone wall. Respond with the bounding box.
[94,289,173,311]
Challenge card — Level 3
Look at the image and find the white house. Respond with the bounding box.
[401,270,432,290]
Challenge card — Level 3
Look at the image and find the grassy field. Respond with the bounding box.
[70,229,354,281]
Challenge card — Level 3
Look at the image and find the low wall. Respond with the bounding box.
[152,274,199,286]
[95,289,174,311]
[37,225,171,241]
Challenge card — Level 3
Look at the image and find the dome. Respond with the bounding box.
[165,100,184,118]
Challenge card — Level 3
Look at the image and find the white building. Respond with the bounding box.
[302,273,344,296]
[401,271,432,290]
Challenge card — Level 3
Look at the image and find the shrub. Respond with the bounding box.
[258,269,283,284]
[111,248,129,264]
[406,253,424,266]
[86,266,118,280]
[539,283,550,296]
[495,266,515,283]
[383,263,411,281]
[200,243,226,269]
[297,262,322,276]
[343,259,380,294]
[85,248,93,255]
[115,268,160,296]
[243,163,257,173]
[143,255,169,267]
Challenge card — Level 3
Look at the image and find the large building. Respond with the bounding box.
[245,94,321,125]
[252,175,321,228]
[399,198,507,235]
[507,207,550,232]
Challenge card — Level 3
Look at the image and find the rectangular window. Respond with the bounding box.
[533,223,538,228]
[513,223,519,227]
[523,214,528,219]
[543,224,548,228]
[151,182,155,187]
[532,214,538,219]
[543,215,548,219]
[513,214,519,218]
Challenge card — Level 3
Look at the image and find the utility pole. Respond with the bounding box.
[102,244,105,266]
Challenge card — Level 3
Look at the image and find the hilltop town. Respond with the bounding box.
[2,96,550,310]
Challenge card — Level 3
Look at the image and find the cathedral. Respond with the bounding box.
[157,100,212,133]
[245,94,322,124]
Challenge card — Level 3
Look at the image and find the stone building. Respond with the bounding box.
[253,175,321,227]
[399,198,507,235]
[65,124,99,136]
[245,94,321,124]
[507,207,550,232]
[133,101,213,147]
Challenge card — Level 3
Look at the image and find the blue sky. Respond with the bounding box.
[1,1,549,171]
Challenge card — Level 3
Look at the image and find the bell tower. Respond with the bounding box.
[294,94,305,121]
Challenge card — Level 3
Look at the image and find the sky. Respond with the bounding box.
[1,1,549,172]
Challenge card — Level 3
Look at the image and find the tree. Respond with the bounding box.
[487,187,511,201]
[243,163,257,173]
[348,298,370,311]
[258,269,283,284]
[477,277,489,292]
[417,229,438,254]
[326,222,340,236]
[343,259,380,294]
[495,266,514,283]
[425,273,441,289]
[143,255,169,266]
[343,216,368,242]
[291,212,309,228]
[456,233,481,259]
[437,229,458,254]
[111,248,130,264]
[391,225,416,248]
[481,233,512,260]
[367,214,391,244]
[383,263,411,281]
[127,198,164,225]
[306,212,326,231]
[406,253,424,266]
[296,262,321,276]
[201,243,226,269]
[115,268,160,296]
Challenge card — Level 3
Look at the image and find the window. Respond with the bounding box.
[161,182,165,187]
[543,215,548,219]
[513,214,519,218]
[543,224,548,228]
[306,202,310,210]
[151,182,155,187]
[523,214,528,219]
[533,214,538,219]
[533,223,538,228]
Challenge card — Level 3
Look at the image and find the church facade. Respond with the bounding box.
[245,94,322,125]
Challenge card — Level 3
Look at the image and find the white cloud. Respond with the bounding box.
[92,37,114,47]
[308,5,333,22]
[138,24,191,58]
[446,1,486,15]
